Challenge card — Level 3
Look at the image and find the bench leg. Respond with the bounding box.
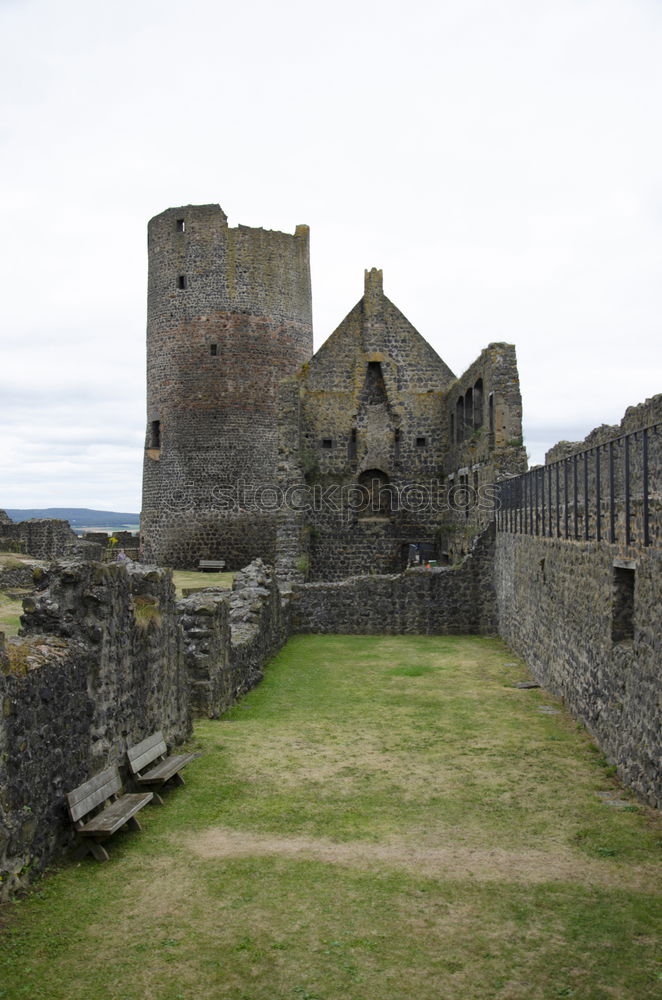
[72,841,90,861]
[88,841,110,863]
[152,792,165,806]
[172,773,185,788]
[126,816,142,832]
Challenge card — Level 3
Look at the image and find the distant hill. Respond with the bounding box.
[5,508,140,530]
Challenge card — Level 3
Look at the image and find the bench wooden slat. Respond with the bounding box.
[134,752,198,786]
[77,792,153,836]
[127,732,168,774]
[67,766,122,823]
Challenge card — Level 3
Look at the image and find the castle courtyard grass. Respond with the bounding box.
[172,568,234,596]
[1,634,661,999]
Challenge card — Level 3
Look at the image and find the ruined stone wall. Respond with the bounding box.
[494,533,661,808]
[291,527,496,634]
[228,560,289,701]
[546,394,662,463]
[178,560,288,718]
[0,516,99,561]
[0,560,41,591]
[493,401,662,809]
[441,344,527,565]
[141,204,313,570]
[0,555,292,897]
[0,561,190,899]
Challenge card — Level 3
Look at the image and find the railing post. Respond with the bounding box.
[548,465,553,537]
[555,463,560,538]
[535,467,540,535]
[643,428,650,547]
[584,451,590,540]
[625,433,631,547]
[595,446,601,542]
[573,453,579,540]
[564,457,569,539]
[609,440,616,543]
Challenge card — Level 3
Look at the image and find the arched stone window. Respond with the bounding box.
[464,387,473,435]
[455,397,464,443]
[473,378,484,427]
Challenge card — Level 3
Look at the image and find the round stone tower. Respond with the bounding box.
[141,203,313,568]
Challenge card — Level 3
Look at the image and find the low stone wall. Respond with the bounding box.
[0,560,43,591]
[291,527,496,634]
[494,533,662,808]
[229,560,289,697]
[0,515,103,562]
[179,589,231,717]
[178,560,288,718]
[0,561,190,900]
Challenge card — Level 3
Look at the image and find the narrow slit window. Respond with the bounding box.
[348,428,357,461]
[151,420,161,449]
[210,343,218,356]
[177,275,187,290]
[416,436,427,447]
[612,566,635,642]
[176,218,185,232]
[394,427,401,462]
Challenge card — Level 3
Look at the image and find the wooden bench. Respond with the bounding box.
[198,559,225,571]
[67,765,153,862]
[127,732,198,805]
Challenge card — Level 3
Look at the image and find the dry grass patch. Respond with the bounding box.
[183,825,661,892]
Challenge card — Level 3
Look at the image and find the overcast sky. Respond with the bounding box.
[1,0,660,512]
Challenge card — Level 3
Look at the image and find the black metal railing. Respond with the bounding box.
[495,422,661,548]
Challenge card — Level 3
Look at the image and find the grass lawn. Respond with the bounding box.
[1,635,660,999]
[0,553,37,638]
[172,568,234,596]
[0,592,23,637]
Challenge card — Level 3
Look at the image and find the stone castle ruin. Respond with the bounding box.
[140,204,526,575]
[0,201,659,900]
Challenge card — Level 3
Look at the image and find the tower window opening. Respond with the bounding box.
[612,565,635,643]
[416,436,427,447]
[177,275,187,290]
[321,438,333,449]
[176,218,185,232]
[394,427,401,462]
[151,420,161,449]
[348,427,357,461]
[488,393,495,434]
[210,343,218,356]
